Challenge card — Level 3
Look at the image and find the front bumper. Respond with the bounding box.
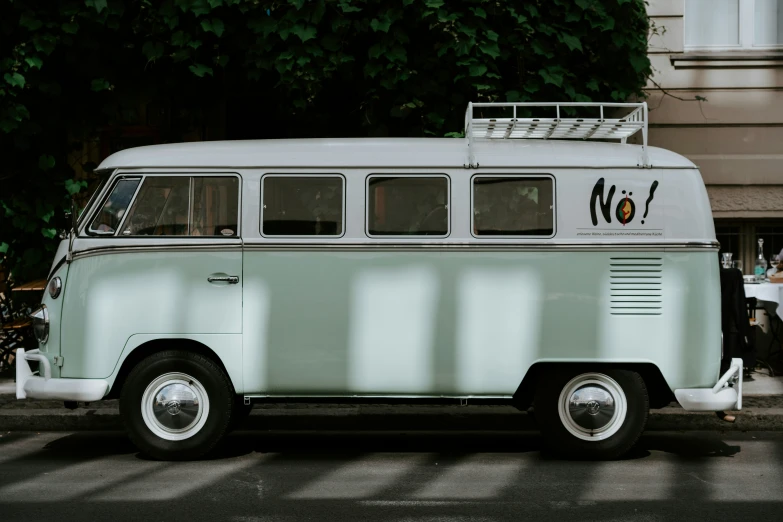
[674,357,743,411]
[16,348,108,402]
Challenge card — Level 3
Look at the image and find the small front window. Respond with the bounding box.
[367,176,449,237]
[88,178,141,235]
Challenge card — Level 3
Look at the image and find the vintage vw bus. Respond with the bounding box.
[16,102,743,460]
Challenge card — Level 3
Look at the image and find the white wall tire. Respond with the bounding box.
[535,368,648,460]
[557,373,627,442]
[140,372,211,441]
[120,350,234,460]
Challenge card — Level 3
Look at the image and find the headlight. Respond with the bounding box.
[30,305,49,344]
[48,277,62,299]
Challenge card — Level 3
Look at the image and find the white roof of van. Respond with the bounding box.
[97,138,696,170]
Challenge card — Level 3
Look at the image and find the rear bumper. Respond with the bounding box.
[16,348,108,402]
[674,357,743,411]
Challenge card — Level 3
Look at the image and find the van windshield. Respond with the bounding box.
[76,175,109,227]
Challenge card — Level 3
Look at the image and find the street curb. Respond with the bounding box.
[2,405,783,432]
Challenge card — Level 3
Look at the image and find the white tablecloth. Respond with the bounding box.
[744,282,783,319]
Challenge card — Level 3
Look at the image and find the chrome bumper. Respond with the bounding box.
[16,348,108,401]
[674,357,743,411]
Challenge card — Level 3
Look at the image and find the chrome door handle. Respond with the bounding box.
[207,275,239,284]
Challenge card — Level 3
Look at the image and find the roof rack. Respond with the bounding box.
[463,102,649,168]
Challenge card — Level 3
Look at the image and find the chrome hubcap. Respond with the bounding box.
[568,384,616,431]
[141,373,210,441]
[557,373,627,442]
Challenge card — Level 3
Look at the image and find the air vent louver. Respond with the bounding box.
[609,257,662,316]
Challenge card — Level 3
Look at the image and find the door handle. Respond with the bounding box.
[207,275,239,285]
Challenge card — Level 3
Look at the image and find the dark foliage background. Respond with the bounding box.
[0,0,651,282]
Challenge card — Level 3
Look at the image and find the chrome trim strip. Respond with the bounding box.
[70,240,719,259]
[71,243,242,260]
[243,394,514,400]
[243,241,719,251]
[104,165,699,171]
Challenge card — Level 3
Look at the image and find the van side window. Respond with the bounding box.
[121,177,191,236]
[262,176,344,236]
[88,178,141,235]
[472,176,554,236]
[120,176,239,237]
[191,177,239,237]
[367,176,449,236]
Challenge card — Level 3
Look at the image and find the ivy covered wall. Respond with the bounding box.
[0,0,651,281]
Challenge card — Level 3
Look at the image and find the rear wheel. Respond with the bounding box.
[534,368,648,460]
[120,350,234,460]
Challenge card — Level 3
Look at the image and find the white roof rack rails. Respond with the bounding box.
[463,102,649,168]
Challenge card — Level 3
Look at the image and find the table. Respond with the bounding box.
[744,282,783,319]
[11,279,46,292]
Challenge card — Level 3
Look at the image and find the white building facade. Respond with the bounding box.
[646,0,783,269]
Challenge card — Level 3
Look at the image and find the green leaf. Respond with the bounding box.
[215,55,230,67]
[20,13,43,31]
[64,179,87,195]
[471,7,487,19]
[485,30,499,42]
[479,42,500,58]
[371,17,392,32]
[24,56,43,69]
[425,0,445,8]
[202,18,225,37]
[171,30,188,47]
[85,0,108,14]
[91,78,111,91]
[338,2,362,13]
[386,46,407,63]
[40,209,55,223]
[539,68,564,87]
[586,78,599,91]
[559,34,583,52]
[62,22,79,34]
[506,90,522,102]
[469,64,487,77]
[41,228,58,239]
[142,41,164,61]
[189,63,214,77]
[629,54,649,73]
[38,154,55,171]
[0,242,8,255]
[188,40,202,49]
[292,25,318,42]
[4,73,25,88]
[403,0,416,5]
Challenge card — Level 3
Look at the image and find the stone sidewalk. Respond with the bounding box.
[2,372,783,432]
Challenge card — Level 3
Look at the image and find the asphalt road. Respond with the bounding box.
[0,430,781,521]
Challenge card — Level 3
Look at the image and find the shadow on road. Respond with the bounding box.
[23,429,745,462]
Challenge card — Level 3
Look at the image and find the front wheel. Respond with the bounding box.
[534,368,649,460]
[120,350,235,460]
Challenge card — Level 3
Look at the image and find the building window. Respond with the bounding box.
[715,220,783,274]
[472,176,555,237]
[716,224,741,265]
[367,175,449,237]
[261,175,344,237]
[685,0,783,50]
